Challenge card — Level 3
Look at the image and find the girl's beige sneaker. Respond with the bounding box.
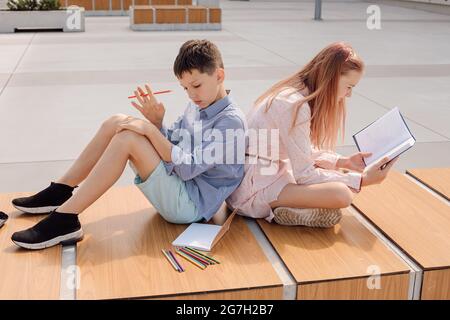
[273,207,342,228]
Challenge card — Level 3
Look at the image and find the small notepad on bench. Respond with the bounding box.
[353,107,416,167]
[172,207,237,252]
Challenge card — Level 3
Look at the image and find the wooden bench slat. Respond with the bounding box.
[406,167,450,201]
[353,171,450,270]
[298,273,410,300]
[353,171,450,300]
[0,192,61,299]
[421,269,450,300]
[257,208,410,299]
[77,186,283,300]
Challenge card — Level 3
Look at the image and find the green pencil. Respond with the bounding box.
[185,246,220,264]
[175,248,207,270]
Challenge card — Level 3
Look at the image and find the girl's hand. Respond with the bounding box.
[361,156,399,187]
[131,84,165,129]
[340,152,372,172]
[314,158,336,170]
[116,117,154,136]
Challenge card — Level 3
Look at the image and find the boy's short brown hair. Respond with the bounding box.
[173,39,224,78]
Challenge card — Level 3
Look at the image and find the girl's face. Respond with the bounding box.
[337,70,362,102]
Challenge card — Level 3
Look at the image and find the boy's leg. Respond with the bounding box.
[57,129,161,214]
[11,130,162,249]
[11,114,134,214]
[57,113,131,187]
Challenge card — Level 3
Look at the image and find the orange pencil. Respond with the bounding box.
[128,89,172,99]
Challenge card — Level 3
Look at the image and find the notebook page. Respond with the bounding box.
[354,108,413,166]
[369,137,415,166]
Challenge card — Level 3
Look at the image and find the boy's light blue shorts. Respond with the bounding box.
[131,161,203,224]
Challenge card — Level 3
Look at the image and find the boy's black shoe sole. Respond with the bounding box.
[0,211,8,228]
[12,228,84,250]
[12,204,60,215]
[11,210,83,250]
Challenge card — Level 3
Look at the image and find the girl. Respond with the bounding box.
[227,42,398,227]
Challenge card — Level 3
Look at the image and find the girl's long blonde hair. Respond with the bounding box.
[255,42,364,150]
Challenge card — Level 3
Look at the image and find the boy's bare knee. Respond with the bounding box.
[112,130,137,150]
[114,130,151,151]
[114,130,140,143]
[335,183,354,208]
[102,113,129,133]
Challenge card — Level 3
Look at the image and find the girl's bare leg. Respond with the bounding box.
[56,130,161,214]
[56,114,130,187]
[270,182,355,209]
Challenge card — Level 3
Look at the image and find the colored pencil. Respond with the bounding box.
[168,249,184,272]
[128,90,172,99]
[175,248,207,270]
[178,247,211,266]
[176,249,206,270]
[182,247,216,265]
[162,249,180,272]
[185,247,220,264]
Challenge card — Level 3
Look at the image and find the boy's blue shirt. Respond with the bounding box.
[160,93,247,221]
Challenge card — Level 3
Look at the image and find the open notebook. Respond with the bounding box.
[353,107,415,167]
[172,204,237,252]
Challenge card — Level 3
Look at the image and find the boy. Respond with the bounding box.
[11,39,247,250]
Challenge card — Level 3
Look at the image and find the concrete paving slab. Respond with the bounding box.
[223,1,450,66]
[0,159,136,193]
[355,77,450,139]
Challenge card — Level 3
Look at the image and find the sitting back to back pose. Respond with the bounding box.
[227,42,398,227]
[11,39,247,250]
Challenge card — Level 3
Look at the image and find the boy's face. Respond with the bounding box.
[178,68,225,109]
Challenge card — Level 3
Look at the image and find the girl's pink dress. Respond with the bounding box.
[227,88,362,222]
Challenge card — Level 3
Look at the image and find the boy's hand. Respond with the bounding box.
[131,84,165,129]
[116,117,154,137]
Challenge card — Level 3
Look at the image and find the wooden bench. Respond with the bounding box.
[76,186,283,299]
[257,208,411,299]
[406,167,450,201]
[0,192,61,299]
[352,171,450,299]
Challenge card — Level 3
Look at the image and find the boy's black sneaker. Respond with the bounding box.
[12,182,76,214]
[11,210,83,250]
[0,211,8,228]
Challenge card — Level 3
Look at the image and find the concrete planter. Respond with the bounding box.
[0,6,85,33]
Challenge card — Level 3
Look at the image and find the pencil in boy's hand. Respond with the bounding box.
[128,90,172,99]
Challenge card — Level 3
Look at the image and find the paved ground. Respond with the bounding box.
[0,0,449,192]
